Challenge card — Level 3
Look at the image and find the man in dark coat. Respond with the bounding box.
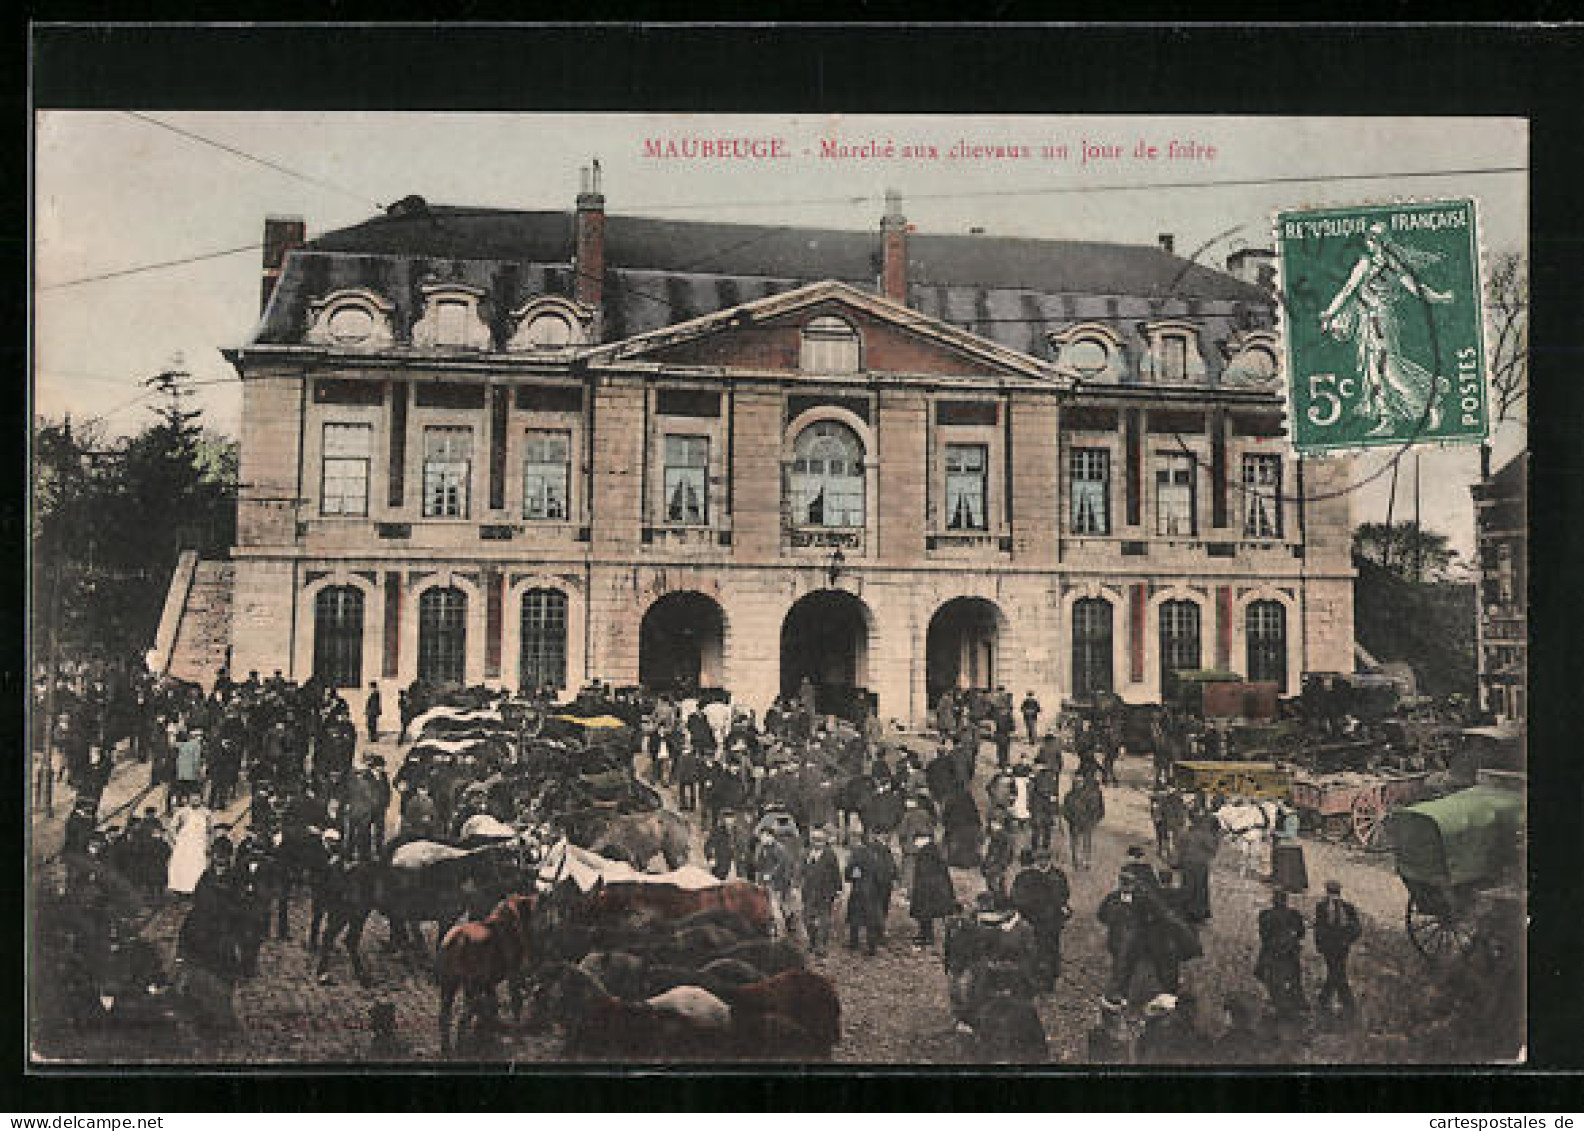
[1062,775,1105,870]
[1029,758,1060,854]
[992,701,1015,768]
[907,832,958,945]
[1255,887,1308,1018]
[845,831,897,955]
[941,787,983,869]
[981,818,1015,905]
[343,757,390,863]
[1010,848,1071,988]
[1020,692,1042,744]
[1312,878,1362,1020]
[1177,815,1220,922]
[801,826,843,956]
[364,683,383,743]
[177,840,242,1032]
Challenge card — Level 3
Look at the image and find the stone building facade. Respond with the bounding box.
[206,179,1355,725]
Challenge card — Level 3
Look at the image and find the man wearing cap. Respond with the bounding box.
[1313,878,1362,1021]
[704,810,738,881]
[1062,773,1105,871]
[1010,847,1071,988]
[801,826,843,957]
[845,830,897,955]
[754,828,797,938]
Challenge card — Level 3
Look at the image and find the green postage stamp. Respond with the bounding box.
[1274,198,1489,454]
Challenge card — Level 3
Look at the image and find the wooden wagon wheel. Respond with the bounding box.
[1350,785,1390,850]
[1405,890,1479,962]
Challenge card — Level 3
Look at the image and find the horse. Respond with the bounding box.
[576,878,774,936]
[715,968,841,1058]
[532,962,735,1059]
[1214,800,1280,877]
[435,891,537,1053]
[587,810,692,871]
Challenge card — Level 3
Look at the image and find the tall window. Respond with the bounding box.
[1070,447,1110,535]
[1159,599,1201,696]
[321,423,372,516]
[1246,600,1287,689]
[523,430,571,520]
[1072,597,1114,699]
[1242,453,1283,539]
[418,587,468,685]
[1155,452,1196,537]
[945,443,988,531]
[663,435,709,525]
[790,421,864,528]
[422,426,472,518]
[312,586,364,688]
[520,589,568,692]
[799,316,860,373]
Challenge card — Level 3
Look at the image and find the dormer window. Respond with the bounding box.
[1048,322,1125,382]
[412,282,491,350]
[507,296,593,352]
[1223,330,1281,387]
[800,316,860,374]
[1142,321,1206,384]
[305,288,395,349]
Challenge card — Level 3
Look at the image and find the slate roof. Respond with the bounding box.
[253,203,1276,381]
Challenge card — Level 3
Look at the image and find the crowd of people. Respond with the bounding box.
[34,658,1368,1063]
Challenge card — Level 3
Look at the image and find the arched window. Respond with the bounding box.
[520,589,568,692]
[800,316,860,373]
[418,587,468,686]
[790,421,865,528]
[1159,599,1202,699]
[1246,600,1287,690]
[313,586,364,688]
[1072,597,1113,699]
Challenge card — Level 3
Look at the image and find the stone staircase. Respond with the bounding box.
[150,550,234,687]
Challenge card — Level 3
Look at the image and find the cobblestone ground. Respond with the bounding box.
[30,735,1515,1066]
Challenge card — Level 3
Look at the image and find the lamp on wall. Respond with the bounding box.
[827,547,846,586]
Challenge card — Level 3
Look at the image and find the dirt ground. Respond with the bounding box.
[29,734,1523,1067]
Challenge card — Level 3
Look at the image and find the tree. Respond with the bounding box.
[1485,250,1527,430]
[1353,521,1457,583]
[30,368,238,663]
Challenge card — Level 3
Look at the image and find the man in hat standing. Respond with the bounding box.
[1020,691,1042,745]
[907,830,958,947]
[754,827,797,938]
[1313,878,1362,1022]
[1062,773,1105,871]
[1010,847,1071,989]
[1255,887,1308,1019]
[704,810,738,881]
[845,830,897,955]
[801,826,843,957]
[344,754,390,863]
[364,682,383,743]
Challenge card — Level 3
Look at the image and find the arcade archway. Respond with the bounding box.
[780,589,872,711]
[639,591,725,694]
[926,596,1006,706]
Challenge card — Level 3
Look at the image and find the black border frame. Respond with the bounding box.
[14,20,1584,1111]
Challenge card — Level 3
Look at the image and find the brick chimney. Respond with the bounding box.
[881,188,909,306]
[261,215,306,313]
[574,161,606,334]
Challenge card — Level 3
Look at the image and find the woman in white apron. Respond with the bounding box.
[166,798,212,895]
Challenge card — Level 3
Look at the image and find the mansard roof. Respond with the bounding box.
[250,204,1273,379]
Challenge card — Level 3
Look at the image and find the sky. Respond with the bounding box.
[33,112,1528,558]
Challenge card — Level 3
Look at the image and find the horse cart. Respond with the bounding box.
[1172,760,1291,802]
[1388,779,1524,963]
[1289,769,1434,850]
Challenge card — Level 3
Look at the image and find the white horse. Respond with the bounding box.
[1214,800,1281,877]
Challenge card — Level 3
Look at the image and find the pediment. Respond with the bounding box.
[589,280,1063,384]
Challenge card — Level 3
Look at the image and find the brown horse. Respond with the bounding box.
[587,809,692,871]
[580,879,773,936]
[435,892,537,1054]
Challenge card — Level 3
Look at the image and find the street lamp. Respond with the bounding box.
[827,547,846,586]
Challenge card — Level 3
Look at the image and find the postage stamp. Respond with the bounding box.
[1274,197,1489,454]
